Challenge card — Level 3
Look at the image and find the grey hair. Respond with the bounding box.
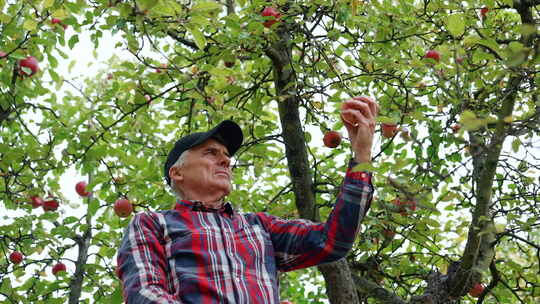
[169,149,190,200]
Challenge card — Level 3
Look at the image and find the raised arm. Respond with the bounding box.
[117,212,182,303]
[257,96,378,271]
[256,161,373,271]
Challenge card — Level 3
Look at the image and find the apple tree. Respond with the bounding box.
[1,0,539,303]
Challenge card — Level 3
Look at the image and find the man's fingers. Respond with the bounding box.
[343,96,379,118]
[342,100,374,121]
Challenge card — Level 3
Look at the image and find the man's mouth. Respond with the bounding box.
[215,171,230,177]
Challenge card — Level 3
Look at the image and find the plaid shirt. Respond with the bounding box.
[117,161,373,303]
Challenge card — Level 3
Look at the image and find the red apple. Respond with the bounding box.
[0,51,7,58]
[51,18,67,29]
[106,73,113,80]
[75,181,90,197]
[261,7,281,28]
[42,199,59,211]
[114,198,133,217]
[224,61,235,68]
[456,57,464,64]
[451,124,461,133]
[52,262,67,275]
[9,251,23,264]
[480,7,489,19]
[18,56,39,77]
[381,123,398,138]
[323,131,342,148]
[144,94,152,102]
[469,283,485,297]
[30,196,43,208]
[424,50,440,62]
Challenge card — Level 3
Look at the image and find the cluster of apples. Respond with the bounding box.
[26,181,133,218]
[322,123,404,149]
[75,181,133,217]
[9,251,66,276]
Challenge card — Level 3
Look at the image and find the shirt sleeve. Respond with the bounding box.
[117,212,183,304]
[256,159,373,272]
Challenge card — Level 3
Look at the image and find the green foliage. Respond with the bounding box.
[1,0,539,303]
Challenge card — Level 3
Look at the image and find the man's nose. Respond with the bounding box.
[218,153,231,168]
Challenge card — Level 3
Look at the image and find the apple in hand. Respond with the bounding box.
[43,199,59,211]
[52,262,67,275]
[261,7,281,28]
[30,196,43,208]
[114,198,133,217]
[18,56,39,77]
[323,131,342,148]
[75,181,90,197]
[424,50,440,62]
[9,251,23,264]
[381,123,398,138]
[469,283,485,297]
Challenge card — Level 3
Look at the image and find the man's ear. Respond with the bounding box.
[169,166,183,183]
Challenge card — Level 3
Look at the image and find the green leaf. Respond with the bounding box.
[136,0,159,12]
[191,1,222,13]
[68,35,79,49]
[187,26,206,50]
[459,110,486,131]
[23,19,38,31]
[42,0,55,9]
[446,13,465,37]
[512,138,521,153]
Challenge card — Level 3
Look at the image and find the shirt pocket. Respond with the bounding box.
[234,225,276,272]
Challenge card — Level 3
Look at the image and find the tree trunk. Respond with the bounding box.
[266,21,359,304]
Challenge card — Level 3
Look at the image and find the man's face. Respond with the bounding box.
[172,138,232,199]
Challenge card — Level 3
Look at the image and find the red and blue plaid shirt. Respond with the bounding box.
[117,161,373,303]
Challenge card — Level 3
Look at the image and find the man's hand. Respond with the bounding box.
[340,96,379,164]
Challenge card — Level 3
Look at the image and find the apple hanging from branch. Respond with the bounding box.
[52,262,67,276]
[30,195,43,208]
[9,251,23,264]
[18,56,39,77]
[424,50,440,62]
[42,199,59,211]
[323,131,342,148]
[469,283,485,297]
[75,181,90,197]
[114,198,133,217]
[381,123,398,138]
[261,7,281,28]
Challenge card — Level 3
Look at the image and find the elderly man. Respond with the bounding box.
[117,96,378,303]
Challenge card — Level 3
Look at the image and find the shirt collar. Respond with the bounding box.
[175,199,235,216]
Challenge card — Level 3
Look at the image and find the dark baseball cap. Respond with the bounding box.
[164,120,243,186]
